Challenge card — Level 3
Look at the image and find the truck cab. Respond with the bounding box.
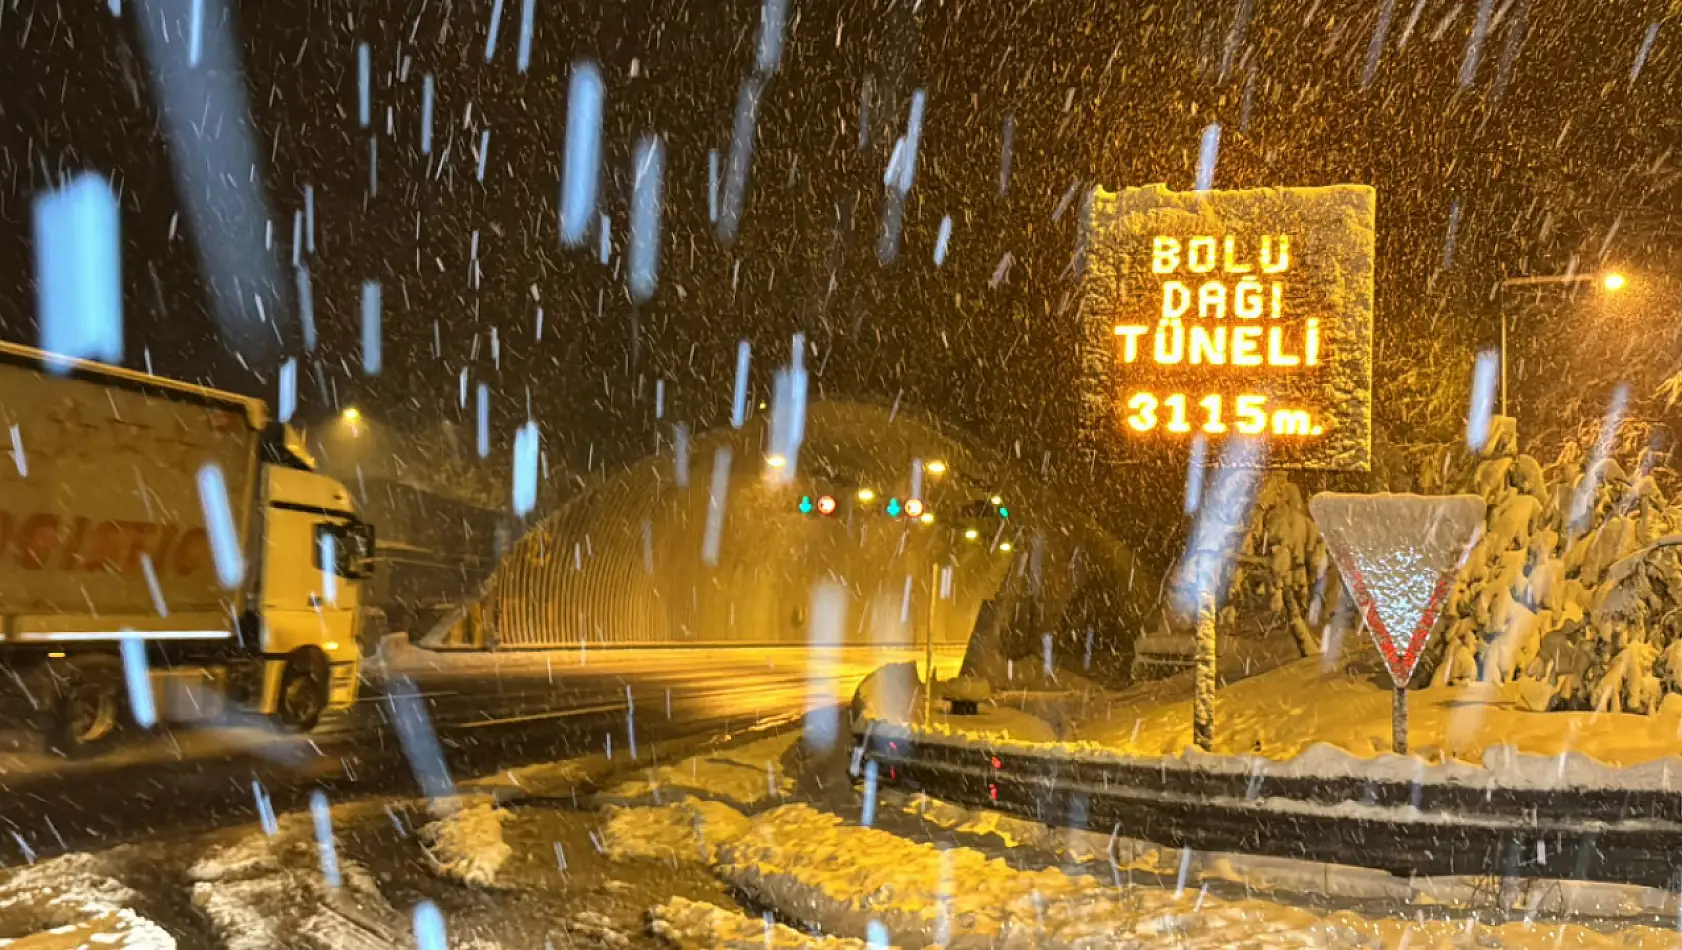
[251,441,373,729]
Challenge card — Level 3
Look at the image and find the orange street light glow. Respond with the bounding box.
[1603,272,1627,292]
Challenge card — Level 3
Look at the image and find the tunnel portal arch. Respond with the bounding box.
[436,401,1151,684]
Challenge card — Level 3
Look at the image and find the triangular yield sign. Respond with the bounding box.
[1308,492,1486,687]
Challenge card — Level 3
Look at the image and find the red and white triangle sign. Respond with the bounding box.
[1308,492,1486,687]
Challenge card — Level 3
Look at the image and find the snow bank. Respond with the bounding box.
[0,852,174,949]
[713,802,1174,947]
[648,896,876,949]
[902,791,1682,918]
[565,909,635,948]
[598,800,753,864]
[189,821,404,949]
[710,802,1682,948]
[849,662,920,730]
[421,798,513,887]
[900,792,1112,861]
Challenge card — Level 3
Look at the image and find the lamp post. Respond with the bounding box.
[1497,271,1627,416]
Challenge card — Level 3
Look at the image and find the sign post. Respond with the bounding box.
[1193,588,1217,751]
[1308,492,1485,755]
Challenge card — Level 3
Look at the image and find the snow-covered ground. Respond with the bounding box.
[0,852,174,948]
[649,896,874,949]
[597,729,801,808]
[1078,644,1682,766]
[873,636,1682,793]
[16,713,1682,948]
[894,790,1682,919]
[601,796,1682,948]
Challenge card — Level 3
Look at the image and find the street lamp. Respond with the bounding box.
[1497,270,1629,416]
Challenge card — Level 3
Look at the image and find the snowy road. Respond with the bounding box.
[9,713,1682,948]
[0,642,963,861]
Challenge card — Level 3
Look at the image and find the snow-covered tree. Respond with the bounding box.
[1233,412,1682,716]
[1227,475,1328,657]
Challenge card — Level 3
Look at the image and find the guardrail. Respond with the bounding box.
[858,727,1682,889]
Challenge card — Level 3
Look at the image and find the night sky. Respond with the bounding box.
[1,0,1678,522]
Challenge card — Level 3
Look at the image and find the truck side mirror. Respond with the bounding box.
[337,520,378,579]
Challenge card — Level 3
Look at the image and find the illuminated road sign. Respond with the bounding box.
[1081,183,1375,470]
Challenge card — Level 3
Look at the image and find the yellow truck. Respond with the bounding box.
[0,340,372,751]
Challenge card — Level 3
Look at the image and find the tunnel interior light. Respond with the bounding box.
[798,495,814,515]
[963,528,980,541]
[816,494,838,516]
[857,487,876,503]
[904,498,926,519]
[998,542,1013,552]
[886,498,903,518]
[919,512,936,525]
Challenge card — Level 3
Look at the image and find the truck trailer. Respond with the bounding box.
[0,340,373,751]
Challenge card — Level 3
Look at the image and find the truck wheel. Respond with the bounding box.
[49,658,126,755]
[277,650,329,732]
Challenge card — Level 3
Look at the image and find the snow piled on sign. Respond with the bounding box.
[1310,491,1484,683]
